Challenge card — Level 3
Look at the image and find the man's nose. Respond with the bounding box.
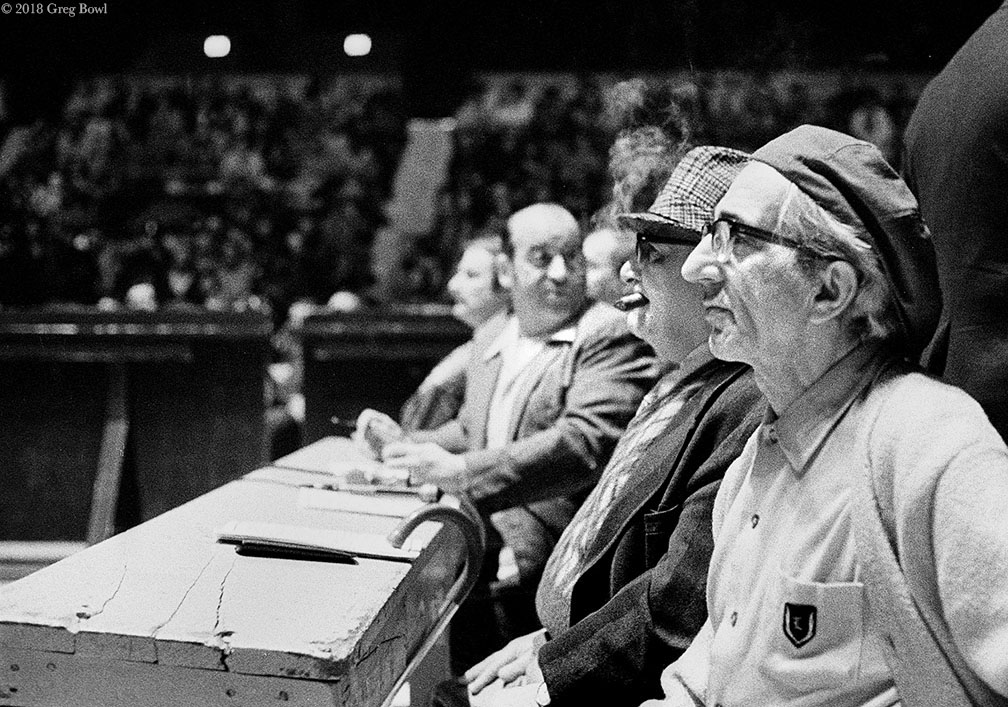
[620,259,638,285]
[546,254,569,282]
[681,235,722,285]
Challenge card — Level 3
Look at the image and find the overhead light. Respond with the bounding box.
[204,35,231,59]
[344,34,372,57]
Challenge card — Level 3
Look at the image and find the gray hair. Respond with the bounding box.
[772,181,901,343]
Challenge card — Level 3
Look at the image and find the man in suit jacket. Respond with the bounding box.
[458,147,764,707]
[902,1,1008,441]
[359,203,657,667]
[400,235,510,433]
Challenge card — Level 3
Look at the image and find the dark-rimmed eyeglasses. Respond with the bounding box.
[635,231,699,265]
[699,218,806,258]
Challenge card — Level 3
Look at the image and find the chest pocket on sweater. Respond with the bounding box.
[643,504,683,568]
[765,570,866,695]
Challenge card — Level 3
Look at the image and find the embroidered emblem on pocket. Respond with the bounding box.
[783,602,817,648]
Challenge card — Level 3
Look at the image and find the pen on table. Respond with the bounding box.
[306,481,443,503]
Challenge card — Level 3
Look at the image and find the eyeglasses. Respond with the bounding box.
[635,230,699,265]
[700,218,806,258]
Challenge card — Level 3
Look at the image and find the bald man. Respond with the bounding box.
[360,203,657,667]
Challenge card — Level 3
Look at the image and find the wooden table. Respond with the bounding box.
[0,438,466,706]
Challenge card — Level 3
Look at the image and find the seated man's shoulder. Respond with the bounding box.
[864,364,1007,463]
[875,364,990,426]
[470,312,511,349]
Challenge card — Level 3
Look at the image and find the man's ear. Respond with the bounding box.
[809,260,859,324]
[495,253,514,290]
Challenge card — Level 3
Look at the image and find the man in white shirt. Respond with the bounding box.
[358,203,657,669]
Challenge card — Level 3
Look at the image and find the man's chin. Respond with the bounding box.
[626,307,646,339]
[707,330,744,363]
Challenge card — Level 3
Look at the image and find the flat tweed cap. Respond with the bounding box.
[618,146,750,241]
[752,124,940,359]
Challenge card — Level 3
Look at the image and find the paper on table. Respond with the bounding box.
[216,521,420,563]
[298,487,426,518]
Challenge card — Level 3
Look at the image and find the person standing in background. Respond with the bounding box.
[903,1,1008,441]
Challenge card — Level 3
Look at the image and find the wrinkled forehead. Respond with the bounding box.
[713,162,797,232]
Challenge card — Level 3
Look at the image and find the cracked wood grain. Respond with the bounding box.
[75,562,128,622]
[149,553,218,640]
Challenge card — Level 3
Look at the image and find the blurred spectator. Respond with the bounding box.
[582,225,634,305]
[400,234,510,433]
[827,85,900,167]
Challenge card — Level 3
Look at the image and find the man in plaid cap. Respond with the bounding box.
[446,146,764,707]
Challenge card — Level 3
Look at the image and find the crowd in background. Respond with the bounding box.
[0,74,406,322]
[0,71,925,323]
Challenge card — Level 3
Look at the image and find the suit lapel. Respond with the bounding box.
[467,313,508,449]
[582,358,747,567]
[505,343,567,441]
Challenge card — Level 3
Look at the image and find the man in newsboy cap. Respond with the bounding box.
[641,125,1008,707]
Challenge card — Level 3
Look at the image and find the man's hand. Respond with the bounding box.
[353,409,404,459]
[381,442,466,492]
[464,629,548,696]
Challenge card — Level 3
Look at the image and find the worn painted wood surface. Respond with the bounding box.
[0,439,464,706]
[270,436,376,477]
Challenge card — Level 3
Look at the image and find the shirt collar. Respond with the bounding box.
[767,341,888,476]
[482,316,576,361]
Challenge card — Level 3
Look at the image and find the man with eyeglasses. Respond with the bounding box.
[357,202,657,671]
[444,147,764,707]
[642,126,1008,707]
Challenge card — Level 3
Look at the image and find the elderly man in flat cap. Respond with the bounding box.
[642,125,1008,707]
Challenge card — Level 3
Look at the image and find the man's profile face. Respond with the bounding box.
[447,243,507,329]
[508,212,587,337]
[682,163,815,369]
[623,237,707,363]
[583,228,630,304]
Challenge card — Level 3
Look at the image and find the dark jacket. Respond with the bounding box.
[537,351,763,705]
[903,0,1008,441]
[416,302,658,584]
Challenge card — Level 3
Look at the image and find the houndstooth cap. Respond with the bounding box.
[617,146,750,241]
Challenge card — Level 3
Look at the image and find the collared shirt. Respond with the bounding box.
[483,316,576,450]
[655,343,900,707]
[535,357,709,636]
